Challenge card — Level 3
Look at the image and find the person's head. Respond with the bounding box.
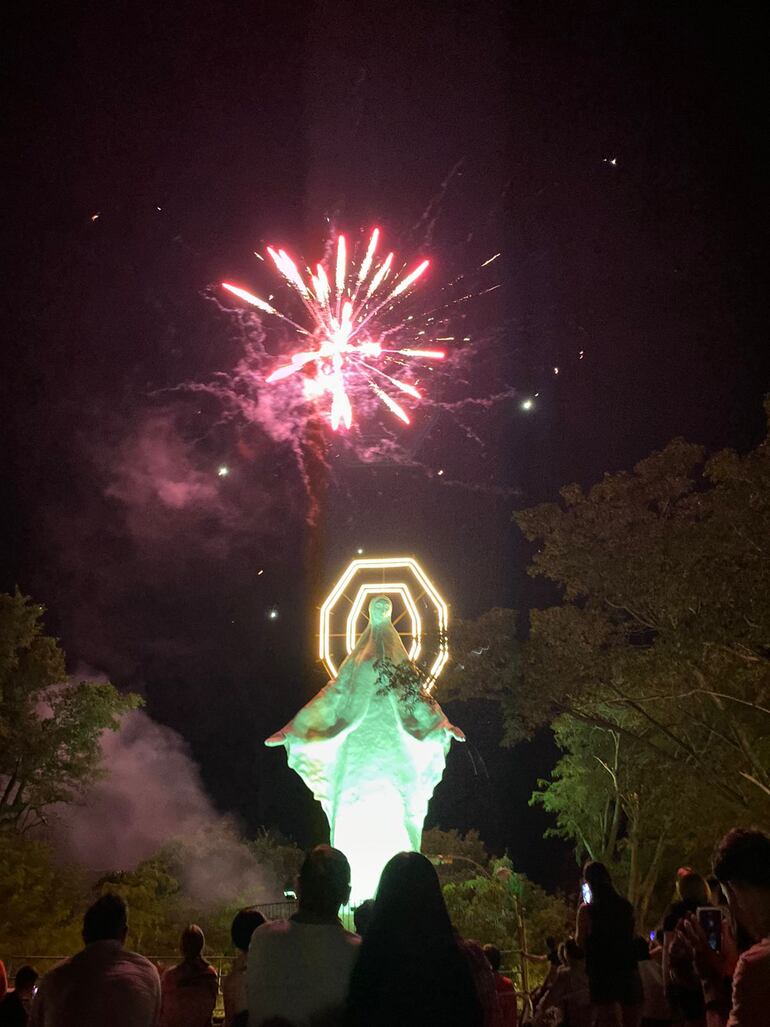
[675,870,709,906]
[230,907,266,952]
[180,924,205,960]
[483,944,502,973]
[563,939,584,965]
[368,851,455,955]
[376,852,451,923]
[713,828,770,940]
[298,845,351,919]
[353,851,459,980]
[583,861,616,903]
[13,965,38,998]
[82,893,128,945]
[353,898,375,937]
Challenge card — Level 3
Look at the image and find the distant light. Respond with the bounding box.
[356,548,364,555]
[579,349,585,359]
[553,366,560,375]
[156,206,162,211]
[437,469,444,476]
[603,156,618,166]
[521,398,534,411]
[257,569,264,576]
[217,465,229,477]
[268,608,279,620]
[90,213,100,222]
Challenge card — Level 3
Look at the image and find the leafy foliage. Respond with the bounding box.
[0,833,85,954]
[421,827,490,885]
[531,716,736,925]
[422,828,572,970]
[249,827,304,891]
[438,608,520,704]
[514,417,770,815]
[0,591,141,831]
[97,849,186,952]
[373,655,434,710]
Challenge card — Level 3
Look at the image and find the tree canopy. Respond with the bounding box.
[447,405,770,916]
[515,410,770,816]
[0,591,141,831]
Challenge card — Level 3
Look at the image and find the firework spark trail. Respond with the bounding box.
[223,229,442,430]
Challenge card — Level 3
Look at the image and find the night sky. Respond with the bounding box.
[3,2,768,892]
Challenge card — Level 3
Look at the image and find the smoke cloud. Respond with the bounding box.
[52,708,279,906]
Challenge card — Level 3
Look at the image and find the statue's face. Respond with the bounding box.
[369,595,393,624]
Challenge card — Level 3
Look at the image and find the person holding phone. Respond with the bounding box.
[678,828,770,1027]
[575,861,642,1027]
[661,869,710,1026]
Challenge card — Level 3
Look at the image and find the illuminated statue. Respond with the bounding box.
[266,595,464,904]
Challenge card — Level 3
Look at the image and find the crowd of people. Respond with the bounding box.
[0,827,767,1027]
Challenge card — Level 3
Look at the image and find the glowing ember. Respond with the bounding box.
[223,229,443,430]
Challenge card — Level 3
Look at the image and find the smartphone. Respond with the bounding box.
[581,881,592,904]
[697,906,722,952]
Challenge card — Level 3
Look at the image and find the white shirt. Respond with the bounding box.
[222,950,248,1026]
[29,939,161,1027]
[247,918,360,1027]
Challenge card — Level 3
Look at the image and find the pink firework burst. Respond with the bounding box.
[222,229,444,430]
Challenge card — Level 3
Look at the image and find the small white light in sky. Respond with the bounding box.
[254,251,265,261]
[90,213,100,222]
[437,469,444,476]
[480,252,501,268]
[603,157,618,166]
[554,366,560,374]
[268,608,279,620]
[356,547,364,555]
[257,569,264,576]
[217,465,229,477]
[521,398,534,411]
[579,349,585,359]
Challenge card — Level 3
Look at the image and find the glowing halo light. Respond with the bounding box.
[319,557,449,692]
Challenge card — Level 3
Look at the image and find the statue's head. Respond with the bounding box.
[368,595,393,625]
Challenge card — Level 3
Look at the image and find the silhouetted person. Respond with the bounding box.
[29,893,160,1027]
[576,861,642,1027]
[680,827,770,1026]
[352,900,374,938]
[483,945,517,1027]
[160,924,217,1027]
[662,869,710,1026]
[223,907,266,1027]
[247,845,360,1027]
[536,939,591,1027]
[0,966,38,1026]
[346,851,482,1027]
[633,937,670,1027]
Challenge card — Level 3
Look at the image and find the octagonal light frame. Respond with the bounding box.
[319,556,449,691]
